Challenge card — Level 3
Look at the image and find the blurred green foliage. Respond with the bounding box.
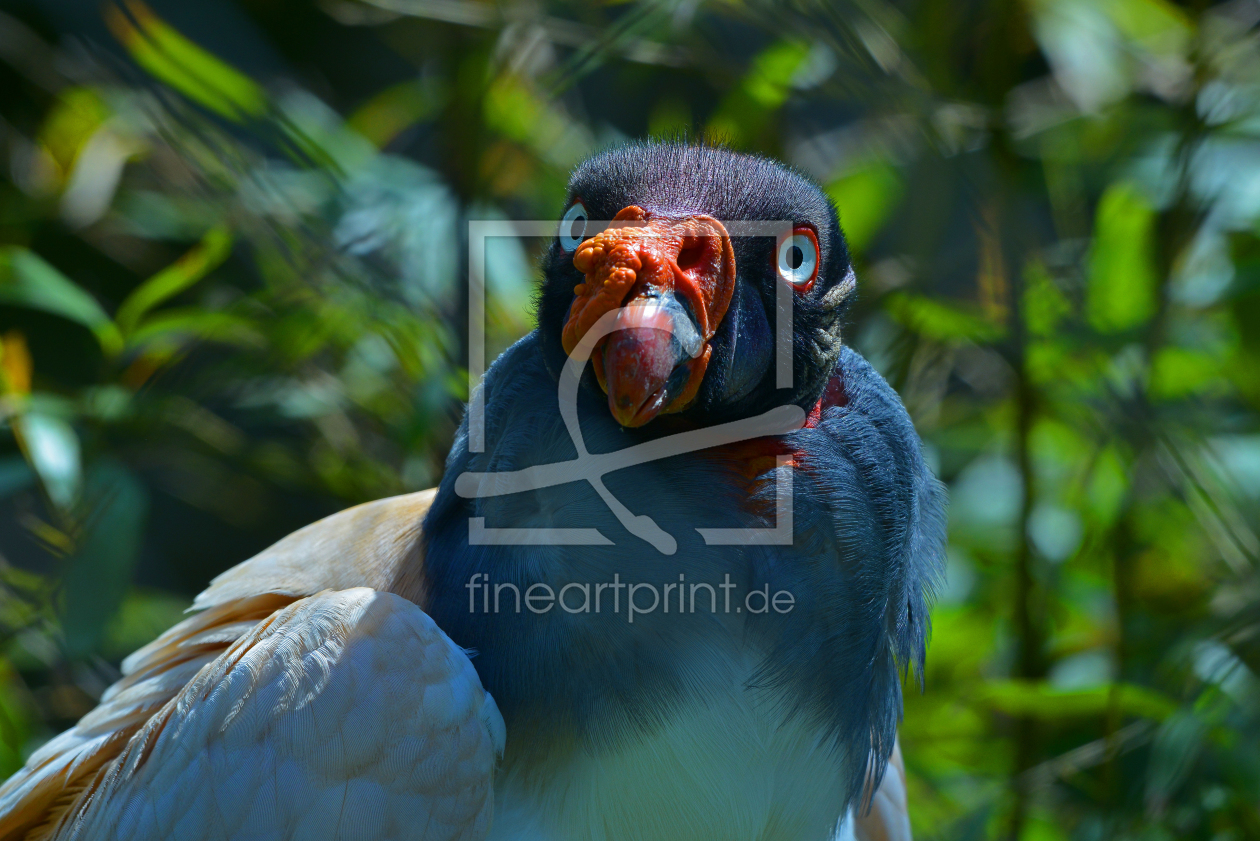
[0,0,1259,838]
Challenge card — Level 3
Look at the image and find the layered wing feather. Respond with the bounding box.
[52,588,503,841]
[193,488,436,611]
[0,491,442,841]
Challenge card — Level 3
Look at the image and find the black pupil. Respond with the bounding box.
[570,215,585,240]
[788,245,804,271]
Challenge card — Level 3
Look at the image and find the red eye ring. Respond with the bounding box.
[776,225,819,293]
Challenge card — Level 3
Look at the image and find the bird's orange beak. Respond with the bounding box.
[562,206,736,427]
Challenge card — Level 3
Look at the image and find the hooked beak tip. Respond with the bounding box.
[601,326,681,428]
[609,394,656,428]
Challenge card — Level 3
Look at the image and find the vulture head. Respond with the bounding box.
[536,142,855,430]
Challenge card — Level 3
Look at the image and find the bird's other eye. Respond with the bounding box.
[777,226,819,292]
[559,201,589,252]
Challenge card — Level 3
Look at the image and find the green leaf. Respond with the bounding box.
[1023,260,1071,337]
[885,292,1007,343]
[116,225,234,336]
[1150,346,1227,400]
[348,80,442,149]
[60,462,148,656]
[101,589,190,662]
[15,413,81,512]
[483,78,590,168]
[1023,811,1072,841]
[127,308,263,350]
[0,667,33,779]
[977,679,1178,721]
[105,0,267,123]
[1087,445,1129,526]
[1102,0,1193,55]
[1088,181,1158,333]
[826,164,904,256]
[744,40,812,109]
[707,40,810,145]
[0,247,122,355]
[37,87,110,174]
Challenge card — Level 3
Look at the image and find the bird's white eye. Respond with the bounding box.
[777,228,819,291]
[559,201,588,252]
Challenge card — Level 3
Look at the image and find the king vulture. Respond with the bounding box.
[0,142,945,841]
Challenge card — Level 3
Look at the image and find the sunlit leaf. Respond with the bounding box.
[348,80,443,149]
[335,156,458,304]
[744,40,812,108]
[1023,811,1071,841]
[116,225,234,336]
[0,332,32,395]
[127,308,264,351]
[275,89,375,173]
[977,679,1178,721]
[60,127,143,229]
[1102,0,1193,56]
[1087,445,1129,526]
[1210,435,1260,500]
[15,413,81,511]
[826,164,904,256]
[105,0,267,123]
[1029,0,1129,112]
[36,87,109,177]
[1023,260,1071,338]
[707,40,810,145]
[1150,346,1227,400]
[1088,181,1159,333]
[101,588,190,661]
[484,77,591,168]
[885,292,1007,343]
[0,247,122,355]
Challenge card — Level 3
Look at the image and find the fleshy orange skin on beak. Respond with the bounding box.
[562,206,736,427]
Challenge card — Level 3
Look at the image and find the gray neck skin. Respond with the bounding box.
[420,331,946,810]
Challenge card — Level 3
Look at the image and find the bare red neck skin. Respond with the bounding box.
[803,370,849,428]
[706,368,849,481]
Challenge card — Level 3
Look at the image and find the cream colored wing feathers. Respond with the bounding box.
[54,589,503,841]
[194,488,436,610]
[0,491,440,841]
